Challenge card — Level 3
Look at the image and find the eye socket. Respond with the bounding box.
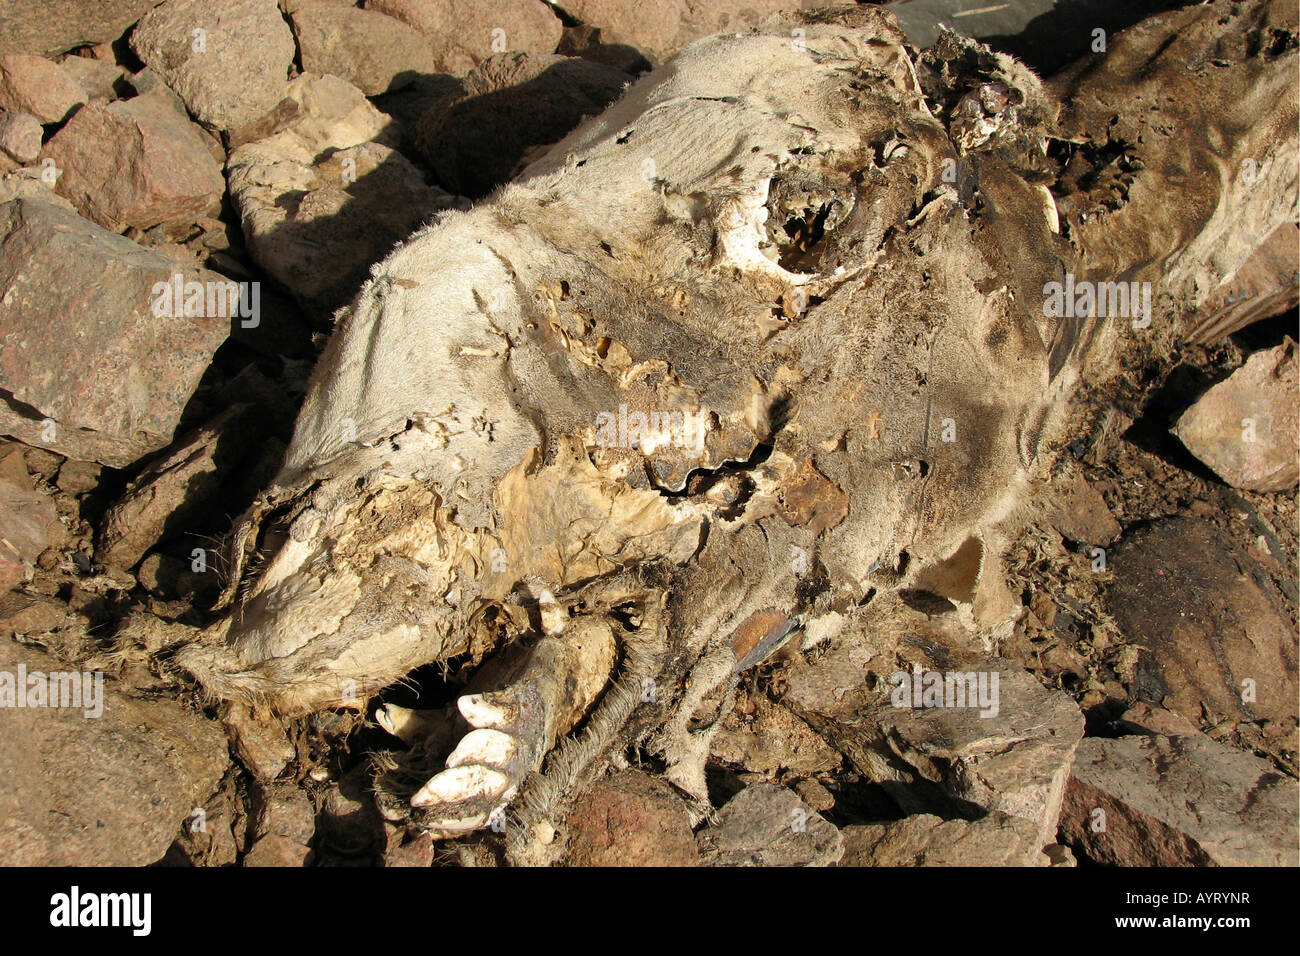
[891,457,930,480]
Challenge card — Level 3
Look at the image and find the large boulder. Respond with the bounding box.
[0,198,233,467]
[1106,517,1298,740]
[43,89,225,231]
[0,640,229,865]
[130,0,295,131]
[285,0,438,96]
[1060,733,1298,867]
[0,0,162,59]
[0,53,86,123]
[1173,339,1299,492]
[227,74,463,317]
[365,0,563,74]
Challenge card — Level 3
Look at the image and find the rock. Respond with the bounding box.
[557,0,683,63]
[0,0,162,59]
[1117,702,1203,739]
[54,457,101,496]
[130,0,296,131]
[0,110,43,163]
[1044,843,1076,866]
[1060,734,1298,866]
[136,552,217,602]
[96,406,259,569]
[792,778,835,811]
[784,607,1084,847]
[122,67,189,117]
[710,695,841,777]
[564,769,698,866]
[364,0,563,74]
[246,782,315,866]
[285,0,438,96]
[165,781,243,866]
[1106,517,1298,736]
[0,53,86,123]
[1173,339,1299,492]
[696,783,842,866]
[58,55,127,101]
[0,640,229,865]
[243,832,311,866]
[1045,466,1121,546]
[384,830,434,867]
[559,0,819,65]
[260,783,317,845]
[0,198,232,467]
[415,52,630,198]
[0,591,77,640]
[227,74,463,317]
[319,763,385,858]
[223,702,295,782]
[839,812,1051,866]
[370,72,461,153]
[0,444,65,591]
[0,166,75,209]
[44,89,225,231]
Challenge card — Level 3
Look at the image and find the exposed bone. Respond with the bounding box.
[175,0,1298,857]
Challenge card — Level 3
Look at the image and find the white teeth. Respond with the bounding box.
[458,693,510,728]
[446,728,518,769]
[538,589,567,635]
[427,813,490,834]
[410,765,510,808]
[376,703,412,742]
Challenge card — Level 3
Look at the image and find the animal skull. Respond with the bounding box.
[175,1,1297,856]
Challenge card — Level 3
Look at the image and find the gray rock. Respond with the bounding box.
[0,198,232,467]
[227,74,463,317]
[784,606,1083,847]
[96,405,259,570]
[696,783,843,866]
[130,0,296,131]
[285,0,438,96]
[58,54,127,101]
[840,811,1051,866]
[1060,734,1299,867]
[0,640,229,865]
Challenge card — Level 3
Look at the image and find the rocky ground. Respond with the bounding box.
[0,0,1296,867]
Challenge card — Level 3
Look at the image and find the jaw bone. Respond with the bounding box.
[175,0,1298,851]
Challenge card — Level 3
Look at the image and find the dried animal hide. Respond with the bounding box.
[175,0,1297,861]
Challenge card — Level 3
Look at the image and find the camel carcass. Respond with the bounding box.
[174,0,1298,860]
